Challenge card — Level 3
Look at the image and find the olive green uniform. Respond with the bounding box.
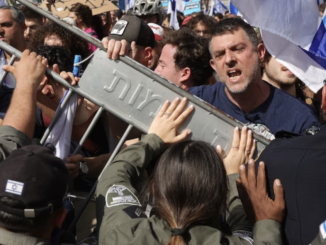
[96,134,283,245]
[0,125,31,161]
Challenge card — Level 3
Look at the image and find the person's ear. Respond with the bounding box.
[144,47,153,61]
[210,59,217,72]
[180,67,191,82]
[257,43,266,64]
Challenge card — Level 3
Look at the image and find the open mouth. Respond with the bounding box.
[227,70,242,81]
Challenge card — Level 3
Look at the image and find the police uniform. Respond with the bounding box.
[256,126,326,245]
[0,125,31,161]
[96,134,283,245]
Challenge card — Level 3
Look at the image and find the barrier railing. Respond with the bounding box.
[2,0,270,233]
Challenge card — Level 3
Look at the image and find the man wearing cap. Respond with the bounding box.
[0,145,74,245]
[105,15,155,68]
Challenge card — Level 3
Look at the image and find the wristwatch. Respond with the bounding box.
[79,161,89,176]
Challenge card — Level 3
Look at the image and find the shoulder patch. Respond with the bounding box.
[123,205,147,219]
[105,185,140,208]
[111,20,128,36]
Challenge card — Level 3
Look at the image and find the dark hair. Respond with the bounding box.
[149,141,228,245]
[210,18,259,49]
[162,28,213,86]
[0,6,24,25]
[34,45,74,72]
[18,5,43,23]
[213,13,223,20]
[184,12,217,36]
[0,196,53,233]
[69,3,92,27]
[319,2,326,13]
[28,22,89,62]
[91,14,104,40]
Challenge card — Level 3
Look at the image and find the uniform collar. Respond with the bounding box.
[0,228,50,245]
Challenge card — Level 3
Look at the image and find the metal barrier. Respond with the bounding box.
[1,0,271,233]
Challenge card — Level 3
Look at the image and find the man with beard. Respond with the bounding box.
[189,18,319,139]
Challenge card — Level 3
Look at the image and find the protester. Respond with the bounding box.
[132,0,164,25]
[319,2,326,17]
[148,23,164,70]
[96,97,283,244]
[69,3,98,52]
[189,18,319,138]
[183,12,218,38]
[105,16,155,67]
[0,144,73,245]
[18,5,46,43]
[28,22,89,64]
[0,6,26,88]
[155,28,213,89]
[0,50,47,160]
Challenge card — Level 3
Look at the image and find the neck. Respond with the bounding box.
[225,79,271,113]
[79,23,88,31]
[263,74,296,97]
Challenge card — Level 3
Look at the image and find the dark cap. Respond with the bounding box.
[0,145,69,218]
[109,15,155,49]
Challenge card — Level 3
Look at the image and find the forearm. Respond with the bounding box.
[227,173,253,233]
[36,98,57,121]
[84,153,111,178]
[3,83,37,139]
[96,134,165,197]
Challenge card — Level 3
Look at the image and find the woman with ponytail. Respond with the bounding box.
[96,97,283,245]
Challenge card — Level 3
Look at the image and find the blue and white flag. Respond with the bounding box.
[208,0,227,16]
[126,0,136,11]
[231,0,326,93]
[167,0,186,30]
[229,2,242,17]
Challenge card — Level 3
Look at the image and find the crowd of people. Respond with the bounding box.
[0,0,325,244]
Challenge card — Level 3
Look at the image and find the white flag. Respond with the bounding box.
[231,0,326,93]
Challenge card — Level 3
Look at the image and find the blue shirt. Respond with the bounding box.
[188,82,319,137]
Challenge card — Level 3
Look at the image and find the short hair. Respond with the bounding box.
[184,12,217,36]
[209,18,259,55]
[18,5,43,23]
[162,28,214,86]
[214,13,223,20]
[0,6,24,25]
[319,2,326,13]
[69,3,92,27]
[0,196,56,233]
[34,45,74,72]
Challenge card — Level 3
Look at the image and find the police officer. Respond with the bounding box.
[0,145,75,245]
[256,83,326,245]
[96,97,284,245]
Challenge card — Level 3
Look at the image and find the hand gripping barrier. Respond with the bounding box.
[4,0,270,233]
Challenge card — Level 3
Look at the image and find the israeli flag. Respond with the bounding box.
[229,2,242,17]
[167,0,186,30]
[231,0,326,93]
[126,0,136,11]
[209,0,227,16]
[6,180,24,195]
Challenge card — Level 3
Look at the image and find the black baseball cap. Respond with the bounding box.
[0,145,69,218]
[109,15,155,49]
